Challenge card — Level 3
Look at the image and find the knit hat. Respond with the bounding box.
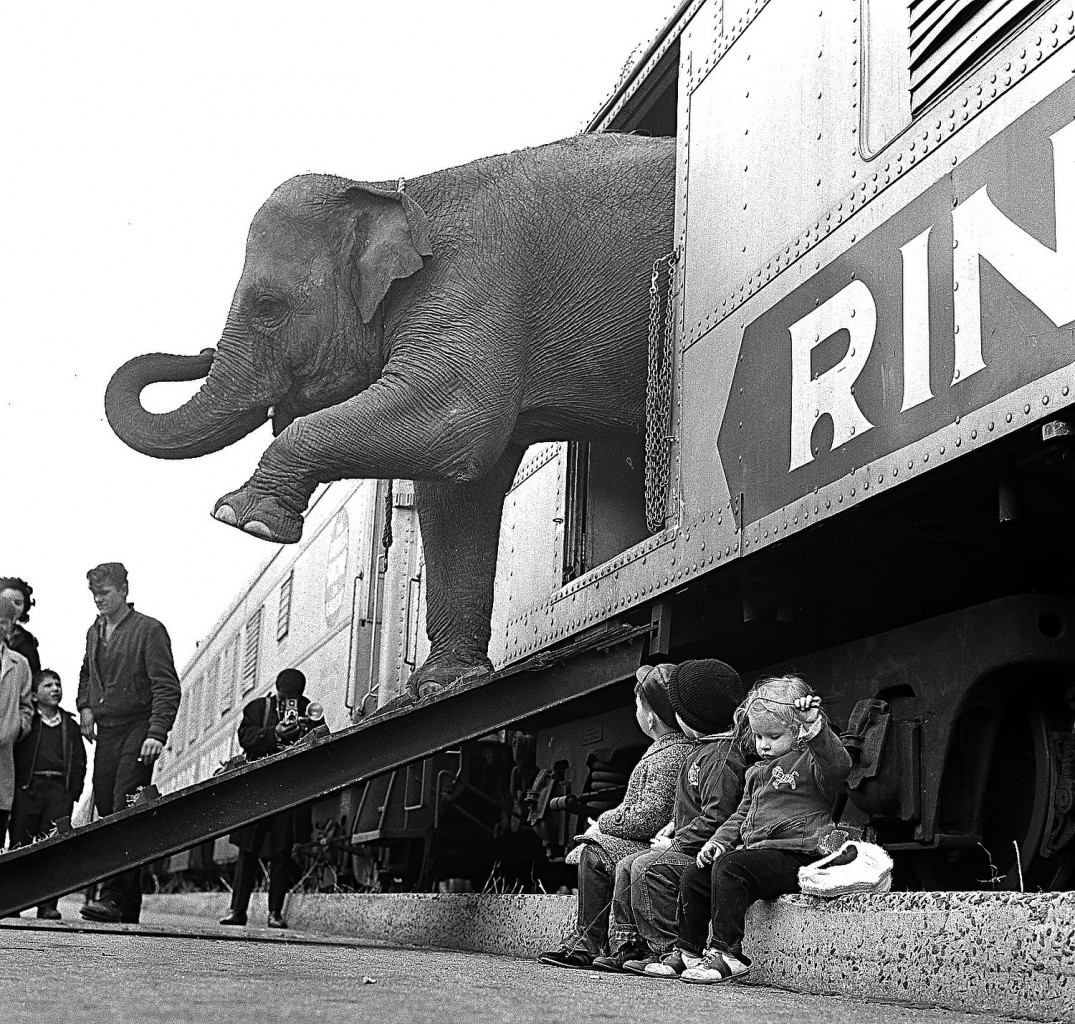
[275,668,306,697]
[666,659,745,735]
[635,664,679,730]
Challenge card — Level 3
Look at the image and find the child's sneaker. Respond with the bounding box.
[641,948,701,978]
[680,948,751,985]
[621,953,663,975]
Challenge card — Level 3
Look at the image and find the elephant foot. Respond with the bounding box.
[406,656,493,701]
[213,487,303,544]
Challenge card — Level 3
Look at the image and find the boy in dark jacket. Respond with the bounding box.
[11,669,88,919]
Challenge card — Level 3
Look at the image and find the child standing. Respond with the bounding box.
[669,675,851,983]
[604,659,748,974]
[10,669,88,918]
[539,664,691,969]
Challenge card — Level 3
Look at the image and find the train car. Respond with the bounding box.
[160,0,1075,894]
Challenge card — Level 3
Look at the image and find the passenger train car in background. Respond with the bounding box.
[157,0,1075,893]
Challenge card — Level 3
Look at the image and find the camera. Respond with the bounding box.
[277,699,325,745]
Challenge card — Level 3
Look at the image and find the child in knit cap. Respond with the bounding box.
[594,659,748,974]
[661,674,851,983]
[539,664,692,969]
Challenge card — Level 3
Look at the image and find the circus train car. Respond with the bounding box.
[160,0,1075,893]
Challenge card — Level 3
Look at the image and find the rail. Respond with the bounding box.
[0,622,648,915]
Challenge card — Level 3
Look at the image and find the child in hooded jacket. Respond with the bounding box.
[658,674,851,983]
[595,659,748,974]
[538,663,692,968]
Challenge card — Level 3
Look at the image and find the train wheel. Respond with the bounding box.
[905,682,1075,891]
[979,689,1074,890]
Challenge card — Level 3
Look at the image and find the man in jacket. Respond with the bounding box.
[219,668,314,930]
[77,562,181,924]
[11,668,88,918]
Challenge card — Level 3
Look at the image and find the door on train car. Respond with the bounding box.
[563,440,649,582]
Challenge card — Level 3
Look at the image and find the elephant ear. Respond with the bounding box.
[344,184,433,324]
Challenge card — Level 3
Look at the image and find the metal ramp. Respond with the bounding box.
[0,624,646,915]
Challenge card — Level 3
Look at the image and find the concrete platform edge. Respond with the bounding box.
[143,890,1075,1021]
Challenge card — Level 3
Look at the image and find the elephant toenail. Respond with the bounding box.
[243,521,275,540]
[214,505,238,526]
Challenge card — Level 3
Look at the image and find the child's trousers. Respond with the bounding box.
[561,844,615,955]
[609,846,696,955]
[678,848,814,957]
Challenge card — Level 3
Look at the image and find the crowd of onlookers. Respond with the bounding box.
[0,563,182,923]
[0,564,319,930]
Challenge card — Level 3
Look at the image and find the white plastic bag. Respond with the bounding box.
[798,840,893,897]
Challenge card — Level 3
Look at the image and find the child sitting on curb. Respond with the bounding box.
[605,659,748,974]
[538,664,691,969]
[650,674,851,982]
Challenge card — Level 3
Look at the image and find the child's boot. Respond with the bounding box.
[592,944,647,972]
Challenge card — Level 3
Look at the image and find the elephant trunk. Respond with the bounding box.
[105,349,268,460]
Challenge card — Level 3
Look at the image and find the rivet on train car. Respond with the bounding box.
[1006,413,1013,423]
[1044,395,1051,406]
[987,421,995,432]
[956,437,962,447]
[863,480,869,490]
[850,425,856,435]
[1025,404,1032,414]
[940,445,946,455]
[825,500,831,509]
[971,430,977,440]
[1064,387,1070,397]
[893,467,899,478]
[923,452,929,462]
[851,488,856,497]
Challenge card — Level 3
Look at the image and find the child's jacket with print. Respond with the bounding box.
[712,718,851,854]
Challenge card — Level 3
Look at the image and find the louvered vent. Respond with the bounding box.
[241,607,262,693]
[910,0,1050,115]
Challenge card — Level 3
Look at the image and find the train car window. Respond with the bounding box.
[404,573,422,668]
[190,675,204,737]
[241,607,263,694]
[277,570,293,642]
[909,0,1047,116]
[175,694,187,752]
[207,655,222,721]
[219,638,237,717]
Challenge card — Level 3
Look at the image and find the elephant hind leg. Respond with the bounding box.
[408,444,526,699]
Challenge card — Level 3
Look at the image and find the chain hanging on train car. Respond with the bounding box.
[645,250,678,534]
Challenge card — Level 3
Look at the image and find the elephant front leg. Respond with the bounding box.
[408,444,525,699]
[211,381,477,544]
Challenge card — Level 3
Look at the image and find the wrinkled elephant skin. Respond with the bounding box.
[105,134,676,694]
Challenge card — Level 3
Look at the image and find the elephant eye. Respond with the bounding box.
[252,296,288,325]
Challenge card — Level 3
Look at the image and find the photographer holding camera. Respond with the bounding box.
[220,668,319,929]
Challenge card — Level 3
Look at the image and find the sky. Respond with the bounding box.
[1,1,675,709]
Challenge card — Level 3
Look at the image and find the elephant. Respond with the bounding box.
[105,133,676,697]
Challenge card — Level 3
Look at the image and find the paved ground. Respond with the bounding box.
[0,917,1029,1024]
